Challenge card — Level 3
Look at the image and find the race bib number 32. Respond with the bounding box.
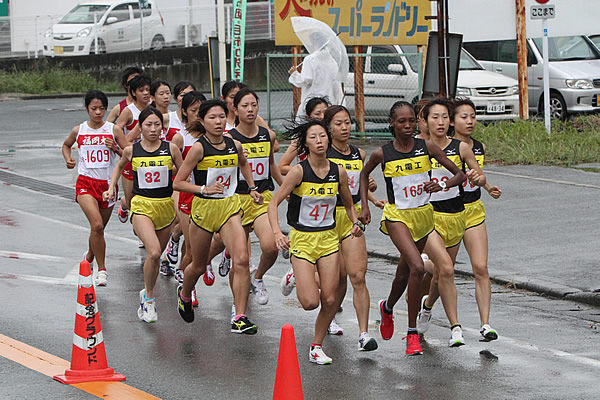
[137,166,169,189]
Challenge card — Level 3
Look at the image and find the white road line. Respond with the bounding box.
[487,170,600,190]
[10,208,138,245]
[0,251,65,261]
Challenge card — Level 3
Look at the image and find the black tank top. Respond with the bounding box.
[192,136,239,199]
[327,144,362,206]
[462,138,485,204]
[132,141,173,198]
[229,126,274,194]
[429,139,465,213]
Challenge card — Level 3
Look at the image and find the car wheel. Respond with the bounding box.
[151,35,165,51]
[539,92,567,121]
[89,39,106,55]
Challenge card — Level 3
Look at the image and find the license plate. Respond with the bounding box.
[54,46,64,55]
[487,101,505,113]
[596,94,600,105]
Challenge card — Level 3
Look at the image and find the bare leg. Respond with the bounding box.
[133,215,172,298]
[220,215,252,315]
[78,194,112,271]
[463,222,491,326]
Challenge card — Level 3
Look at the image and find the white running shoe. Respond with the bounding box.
[358,332,378,351]
[327,319,344,335]
[280,266,296,296]
[480,324,499,341]
[309,345,332,365]
[449,326,465,347]
[218,250,231,277]
[231,304,236,323]
[95,269,108,286]
[417,295,432,334]
[137,289,157,323]
[250,269,269,305]
[166,234,179,264]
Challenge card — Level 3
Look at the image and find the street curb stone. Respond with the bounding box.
[367,250,600,308]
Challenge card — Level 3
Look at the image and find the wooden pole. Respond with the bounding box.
[292,46,302,116]
[515,0,529,119]
[353,45,365,134]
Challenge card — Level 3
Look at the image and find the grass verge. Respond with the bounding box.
[474,116,600,166]
[0,61,118,94]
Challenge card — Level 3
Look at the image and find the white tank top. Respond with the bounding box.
[181,127,197,184]
[224,121,235,134]
[164,111,184,141]
[76,121,118,182]
[124,103,142,137]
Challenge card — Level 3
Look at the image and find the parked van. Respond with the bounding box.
[344,45,519,123]
[42,0,165,56]
[464,35,600,120]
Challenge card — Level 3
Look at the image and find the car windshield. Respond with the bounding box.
[59,4,110,24]
[532,35,599,61]
[398,45,421,72]
[459,49,484,70]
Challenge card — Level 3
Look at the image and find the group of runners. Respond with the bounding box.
[61,66,501,365]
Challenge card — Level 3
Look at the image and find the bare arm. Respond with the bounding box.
[173,143,224,195]
[269,130,283,186]
[62,125,80,169]
[425,140,465,193]
[338,167,363,238]
[460,141,486,187]
[359,147,384,225]
[236,140,263,205]
[106,104,120,123]
[103,145,132,201]
[278,139,299,176]
[267,165,303,250]
[169,142,184,174]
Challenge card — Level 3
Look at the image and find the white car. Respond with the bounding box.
[345,45,519,122]
[43,0,165,56]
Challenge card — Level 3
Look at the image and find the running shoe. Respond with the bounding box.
[281,248,290,259]
[95,269,108,286]
[480,324,498,342]
[250,268,269,305]
[358,332,378,351]
[404,333,423,356]
[166,234,179,264]
[449,326,465,347]
[231,315,258,334]
[159,260,175,277]
[175,269,184,283]
[138,238,145,249]
[327,319,344,335]
[378,299,394,340]
[117,203,129,223]
[417,295,432,334]
[137,289,157,323]
[309,345,332,365]
[177,285,194,323]
[280,266,296,296]
[218,249,231,277]
[191,287,198,307]
[231,304,236,323]
[83,251,95,270]
[203,263,215,286]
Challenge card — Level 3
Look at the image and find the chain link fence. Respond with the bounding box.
[0,2,275,58]
[267,52,423,136]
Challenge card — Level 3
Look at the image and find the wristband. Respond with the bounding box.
[248,186,258,191]
[438,181,447,190]
[353,221,365,231]
[199,185,206,195]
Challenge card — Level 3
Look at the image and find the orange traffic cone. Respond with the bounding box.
[54,260,125,384]
[273,324,303,400]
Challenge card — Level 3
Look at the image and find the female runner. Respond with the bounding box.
[451,97,501,341]
[173,99,262,334]
[268,119,363,365]
[62,89,128,286]
[359,101,465,356]
[150,80,172,116]
[104,107,183,323]
[106,66,142,123]
[413,98,486,347]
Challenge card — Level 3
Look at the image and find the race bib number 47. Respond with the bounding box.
[298,196,336,228]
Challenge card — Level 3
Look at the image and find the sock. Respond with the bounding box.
[144,293,155,302]
[234,314,246,321]
[407,328,418,335]
[383,300,393,314]
[180,292,191,302]
[311,343,321,349]
[451,324,462,331]
[97,268,107,272]
[224,248,230,259]
[423,302,432,312]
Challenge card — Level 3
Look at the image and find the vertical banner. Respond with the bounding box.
[231,0,247,81]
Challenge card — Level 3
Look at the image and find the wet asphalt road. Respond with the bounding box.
[0,97,599,399]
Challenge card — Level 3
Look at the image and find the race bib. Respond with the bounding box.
[298,196,336,228]
[137,166,169,189]
[241,157,269,182]
[347,170,360,196]
[81,145,110,169]
[206,166,237,198]
[392,172,431,210]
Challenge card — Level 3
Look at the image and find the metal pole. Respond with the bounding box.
[267,54,271,126]
[443,0,450,96]
[436,0,446,96]
[515,0,529,119]
[139,1,144,51]
[268,2,272,40]
[94,11,98,55]
[34,16,38,59]
[542,18,551,133]
[217,0,227,86]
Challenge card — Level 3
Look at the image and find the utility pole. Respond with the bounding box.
[516,0,529,119]
[217,0,227,88]
[433,0,450,97]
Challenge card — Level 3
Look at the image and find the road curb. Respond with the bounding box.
[367,250,600,308]
[0,92,126,101]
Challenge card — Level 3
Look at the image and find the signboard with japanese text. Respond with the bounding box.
[0,0,8,18]
[274,0,431,46]
[231,0,248,81]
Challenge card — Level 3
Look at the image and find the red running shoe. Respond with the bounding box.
[191,288,199,307]
[404,333,423,356]
[203,263,215,286]
[117,203,129,223]
[378,299,394,340]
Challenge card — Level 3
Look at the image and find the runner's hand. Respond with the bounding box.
[104,137,116,151]
[350,224,363,239]
[250,190,263,205]
[275,232,290,251]
[359,207,371,225]
[373,199,387,209]
[206,182,225,195]
[102,189,113,202]
[424,181,442,193]
[466,169,482,186]
[66,158,76,169]
[487,185,502,199]
[368,176,377,192]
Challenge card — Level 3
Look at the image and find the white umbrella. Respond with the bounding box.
[290,16,349,82]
